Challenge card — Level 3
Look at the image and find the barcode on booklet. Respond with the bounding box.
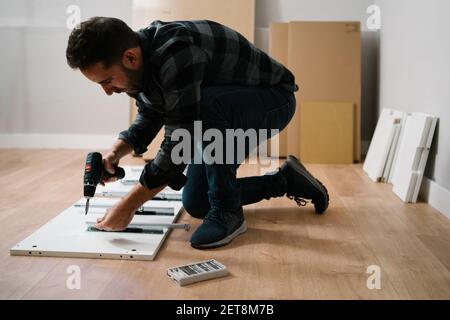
[167,259,228,286]
[177,260,222,275]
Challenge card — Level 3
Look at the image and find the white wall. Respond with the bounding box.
[375,0,450,217]
[254,0,379,151]
[376,0,450,193]
[0,0,132,148]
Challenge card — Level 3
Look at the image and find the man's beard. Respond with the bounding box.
[120,64,144,94]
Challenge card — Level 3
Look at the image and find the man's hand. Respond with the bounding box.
[95,183,166,231]
[101,151,120,185]
[95,193,137,231]
[101,139,133,185]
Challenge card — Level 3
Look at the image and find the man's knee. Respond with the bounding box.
[182,190,209,219]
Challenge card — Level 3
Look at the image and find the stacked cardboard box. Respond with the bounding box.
[269,21,361,163]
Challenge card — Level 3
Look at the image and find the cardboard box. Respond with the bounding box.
[132,0,255,43]
[300,101,354,164]
[268,23,289,158]
[288,21,361,162]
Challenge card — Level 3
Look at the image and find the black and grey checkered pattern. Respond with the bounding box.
[119,20,298,189]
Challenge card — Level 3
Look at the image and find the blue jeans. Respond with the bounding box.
[182,85,296,218]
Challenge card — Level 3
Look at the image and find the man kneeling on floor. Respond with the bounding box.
[66,17,329,249]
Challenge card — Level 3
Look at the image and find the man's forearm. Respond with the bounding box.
[110,139,133,159]
[123,183,167,212]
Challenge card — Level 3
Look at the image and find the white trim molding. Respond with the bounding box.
[420,177,450,219]
[0,133,118,150]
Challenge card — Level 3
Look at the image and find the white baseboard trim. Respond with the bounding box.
[0,133,118,149]
[419,177,450,219]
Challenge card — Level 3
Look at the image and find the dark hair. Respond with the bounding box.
[66,17,139,69]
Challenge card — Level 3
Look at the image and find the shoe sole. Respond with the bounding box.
[286,155,329,214]
[190,221,248,249]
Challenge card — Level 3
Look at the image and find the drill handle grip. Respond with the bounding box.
[104,166,125,180]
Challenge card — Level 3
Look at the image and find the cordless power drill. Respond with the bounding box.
[83,152,125,215]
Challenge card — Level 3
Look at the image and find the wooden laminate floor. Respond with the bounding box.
[0,149,449,299]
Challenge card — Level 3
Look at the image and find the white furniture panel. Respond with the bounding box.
[363,108,404,182]
[95,165,183,200]
[391,113,437,203]
[10,200,183,260]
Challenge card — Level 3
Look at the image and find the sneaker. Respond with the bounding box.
[190,207,247,249]
[280,155,329,214]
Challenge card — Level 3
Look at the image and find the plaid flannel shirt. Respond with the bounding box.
[118,20,298,190]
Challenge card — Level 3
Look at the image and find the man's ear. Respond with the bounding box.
[122,49,138,69]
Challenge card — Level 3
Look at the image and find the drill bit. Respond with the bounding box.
[85,198,90,215]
